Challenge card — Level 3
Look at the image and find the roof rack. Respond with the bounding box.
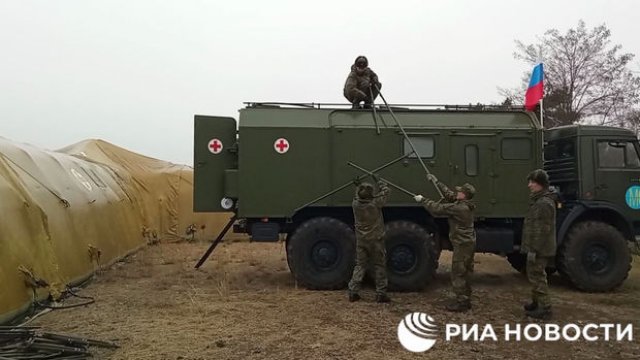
[243,102,526,111]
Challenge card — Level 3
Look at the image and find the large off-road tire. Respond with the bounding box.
[557,221,631,292]
[286,217,355,290]
[384,221,438,291]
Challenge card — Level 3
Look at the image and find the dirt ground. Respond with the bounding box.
[28,239,640,360]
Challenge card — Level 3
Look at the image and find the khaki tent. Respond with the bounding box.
[59,139,230,242]
[0,138,230,324]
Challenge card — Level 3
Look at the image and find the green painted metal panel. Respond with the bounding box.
[224,169,238,198]
[327,126,446,206]
[240,107,538,129]
[197,106,543,218]
[237,127,329,217]
[232,107,542,218]
[193,115,237,212]
[546,125,640,218]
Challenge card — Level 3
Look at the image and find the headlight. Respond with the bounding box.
[220,197,235,210]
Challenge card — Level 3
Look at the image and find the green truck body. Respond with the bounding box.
[194,103,638,292]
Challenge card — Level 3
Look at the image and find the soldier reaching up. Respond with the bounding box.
[348,178,391,303]
[414,175,476,312]
[343,55,382,109]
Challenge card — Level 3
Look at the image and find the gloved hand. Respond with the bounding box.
[371,174,380,182]
[527,252,537,263]
[413,194,424,202]
[352,177,362,186]
[427,174,438,183]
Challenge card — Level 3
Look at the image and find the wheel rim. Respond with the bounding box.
[582,243,613,275]
[311,240,339,270]
[389,244,417,274]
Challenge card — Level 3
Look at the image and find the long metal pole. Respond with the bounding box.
[292,151,414,213]
[540,98,544,129]
[194,214,237,269]
[373,84,443,197]
[369,87,381,135]
[348,162,417,197]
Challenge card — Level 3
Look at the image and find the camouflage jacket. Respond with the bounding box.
[420,181,476,245]
[521,189,557,257]
[343,65,381,98]
[352,181,390,241]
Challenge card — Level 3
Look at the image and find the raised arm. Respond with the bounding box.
[436,181,457,202]
[420,198,461,217]
[373,181,390,207]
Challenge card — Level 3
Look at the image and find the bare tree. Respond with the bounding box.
[618,107,640,136]
[503,21,640,128]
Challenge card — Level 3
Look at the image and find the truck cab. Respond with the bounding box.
[543,125,639,291]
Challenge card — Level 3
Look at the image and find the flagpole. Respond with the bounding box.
[540,98,544,129]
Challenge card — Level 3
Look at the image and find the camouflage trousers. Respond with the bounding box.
[451,241,475,303]
[348,238,387,295]
[527,255,551,307]
[345,85,379,105]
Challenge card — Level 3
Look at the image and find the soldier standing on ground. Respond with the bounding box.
[343,55,382,109]
[521,169,556,319]
[348,178,391,303]
[414,175,476,312]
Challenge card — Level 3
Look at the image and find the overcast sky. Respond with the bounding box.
[1,0,638,165]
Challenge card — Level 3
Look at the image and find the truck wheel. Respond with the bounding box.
[284,233,294,273]
[286,217,355,290]
[385,221,438,291]
[558,221,631,292]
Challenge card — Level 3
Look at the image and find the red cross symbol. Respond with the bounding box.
[208,139,223,154]
[274,138,289,154]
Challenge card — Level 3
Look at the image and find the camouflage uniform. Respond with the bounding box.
[419,181,476,306]
[343,56,382,108]
[521,188,557,309]
[348,181,390,297]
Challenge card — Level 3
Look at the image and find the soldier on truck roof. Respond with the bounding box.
[343,55,382,109]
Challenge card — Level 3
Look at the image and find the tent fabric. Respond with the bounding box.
[59,139,230,243]
[0,138,230,324]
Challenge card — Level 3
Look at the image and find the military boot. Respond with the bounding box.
[526,305,552,320]
[445,300,471,312]
[348,291,361,302]
[375,293,391,303]
[523,301,538,311]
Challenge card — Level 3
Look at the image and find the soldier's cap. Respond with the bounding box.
[455,183,476,199]
[354,55,368,68]
[356,182,374,199]
[527,169,550,188]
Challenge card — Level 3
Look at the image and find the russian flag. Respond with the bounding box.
[524,63,544,111]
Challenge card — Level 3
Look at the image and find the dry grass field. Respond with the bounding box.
[28,239,640,359]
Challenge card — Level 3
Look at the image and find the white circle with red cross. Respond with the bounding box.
[274,138,290,154]
[208,138,223,154]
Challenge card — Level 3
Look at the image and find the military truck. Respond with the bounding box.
[194,103,638,292]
